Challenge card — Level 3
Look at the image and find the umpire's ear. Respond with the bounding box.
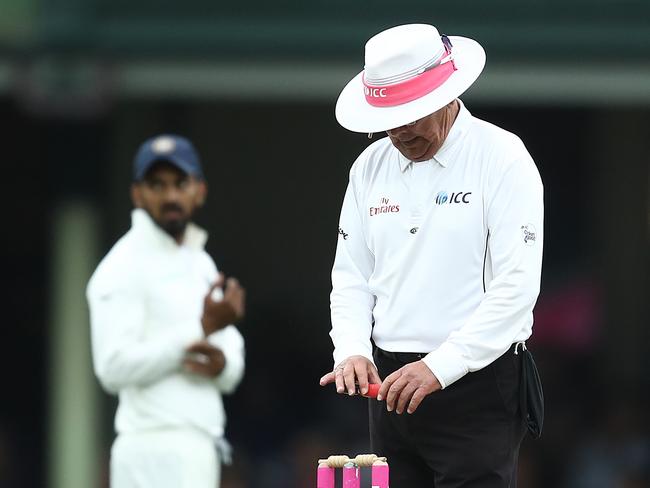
[130,183,144,208]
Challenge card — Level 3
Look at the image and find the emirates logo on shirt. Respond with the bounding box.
[369,197,400,216]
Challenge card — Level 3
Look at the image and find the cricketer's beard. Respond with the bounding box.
[155,203,190,240]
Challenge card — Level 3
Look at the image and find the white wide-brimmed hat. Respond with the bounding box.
[335,24,486,133]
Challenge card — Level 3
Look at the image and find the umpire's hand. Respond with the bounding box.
[319,355,381,396]
[377,361,442,414]
[201,273,246,336]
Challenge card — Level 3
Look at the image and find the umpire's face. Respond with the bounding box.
[131,161,206,240]
[386,100,459,162]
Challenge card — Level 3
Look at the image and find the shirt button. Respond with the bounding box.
[409,227,418,234]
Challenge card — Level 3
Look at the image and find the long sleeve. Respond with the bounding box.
[423,152,544,388]
[87,281,200,394]
[330,178,377,366]
[208,325,245,394]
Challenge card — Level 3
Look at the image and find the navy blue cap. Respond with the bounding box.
[133,134,204,181]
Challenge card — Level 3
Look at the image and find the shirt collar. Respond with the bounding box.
[131,208,208,250]
[398,151,414,172]
[397,99,471,172]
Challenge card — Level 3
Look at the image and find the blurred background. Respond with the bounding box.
[2,1,649,487]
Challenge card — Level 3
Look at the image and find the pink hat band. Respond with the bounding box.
[363,53,457,108]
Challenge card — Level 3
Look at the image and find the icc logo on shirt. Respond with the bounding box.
[435,191,472,205]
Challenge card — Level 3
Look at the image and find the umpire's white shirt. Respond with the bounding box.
[87,209,245,438]
[330,100,544,388]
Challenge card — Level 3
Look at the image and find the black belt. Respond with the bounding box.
[376,348,428,363]
[376,342,521,364]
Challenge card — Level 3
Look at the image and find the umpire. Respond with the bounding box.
[320,24,544,487]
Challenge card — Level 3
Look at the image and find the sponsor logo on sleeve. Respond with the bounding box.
[338,227,349,240]
[521,224,537,245]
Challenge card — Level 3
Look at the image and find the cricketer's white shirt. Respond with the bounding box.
[87,209,245,438]
[330,100,544,388]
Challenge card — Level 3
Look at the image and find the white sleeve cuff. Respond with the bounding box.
[207,325,245,394]
[422,343,469,389]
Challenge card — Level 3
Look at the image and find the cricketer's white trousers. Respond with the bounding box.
[110,428,220,488]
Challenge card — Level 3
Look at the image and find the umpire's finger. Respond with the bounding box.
[319,371,336,386]
[407,387,428,414]
[377,368,403,403]
[355,363,370,395]
[342,361,358,395]
[384,374,408,411]
[334,366,346,394]
[394,382,418,414]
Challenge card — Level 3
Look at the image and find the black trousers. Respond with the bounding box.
[369,345,526,488]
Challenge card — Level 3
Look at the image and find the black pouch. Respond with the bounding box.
[518,345,544,439]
